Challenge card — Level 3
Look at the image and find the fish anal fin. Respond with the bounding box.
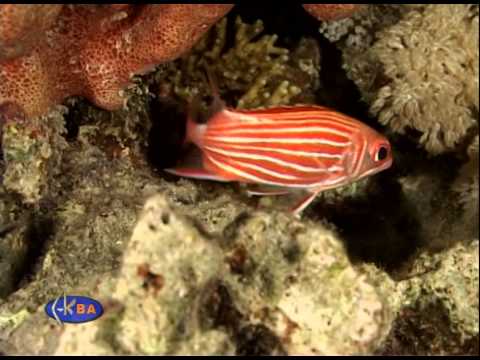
[246,184,291,197]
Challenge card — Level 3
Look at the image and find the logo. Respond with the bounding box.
[45,295,104,325]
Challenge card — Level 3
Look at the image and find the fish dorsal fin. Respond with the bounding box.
[204,67,266,128]
[205,66,227,119]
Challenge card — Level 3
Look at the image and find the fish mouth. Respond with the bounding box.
[381,157,393,171]
[357,158,393,181]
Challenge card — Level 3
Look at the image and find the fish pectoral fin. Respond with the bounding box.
[164,167,231,182]
[290,189,321,218]
[164,146,232,182]
[246,184,291,197]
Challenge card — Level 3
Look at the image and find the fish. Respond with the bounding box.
[165,72,393,217]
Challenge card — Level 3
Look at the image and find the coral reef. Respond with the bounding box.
[0,4,233,119]
[0,4,477,356]
[320,4,479,154]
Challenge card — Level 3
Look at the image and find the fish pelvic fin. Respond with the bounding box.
[290,189,321,218]
[164,166,232,182]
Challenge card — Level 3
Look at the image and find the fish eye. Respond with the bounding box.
[374,145,389,162]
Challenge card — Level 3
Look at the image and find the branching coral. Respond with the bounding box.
[158,16,321,110]
[0,4,233,120]
[321,4,479,154]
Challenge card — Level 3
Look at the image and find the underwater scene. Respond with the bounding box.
[0,4,478,355]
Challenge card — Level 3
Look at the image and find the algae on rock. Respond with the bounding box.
[380,241,479,355]
[2,106,68,203]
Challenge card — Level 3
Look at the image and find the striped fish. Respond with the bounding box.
[165,74,393,216]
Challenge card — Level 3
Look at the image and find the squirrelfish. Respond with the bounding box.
[165,75,393,216]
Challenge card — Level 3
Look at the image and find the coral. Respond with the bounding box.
[0,5,62,60]
[0,4,233,119]
[157,16,321,110]
[303,4,365,21]
[370,5,478,154]
[322,4,479,154]
[0,309,29,340]
[0,122,159,354]
[319,5,415,51]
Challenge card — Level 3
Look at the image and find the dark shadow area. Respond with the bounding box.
[145,99,187,172]
[13,210,56,290]
[227,3,321,45]
[63,99,91,142]
[317,171,422,273]
[316,36,373,123]
[199,280,287,356]
[377,304,480,356]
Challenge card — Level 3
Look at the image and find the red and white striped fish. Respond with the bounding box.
[165,76,393,217]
